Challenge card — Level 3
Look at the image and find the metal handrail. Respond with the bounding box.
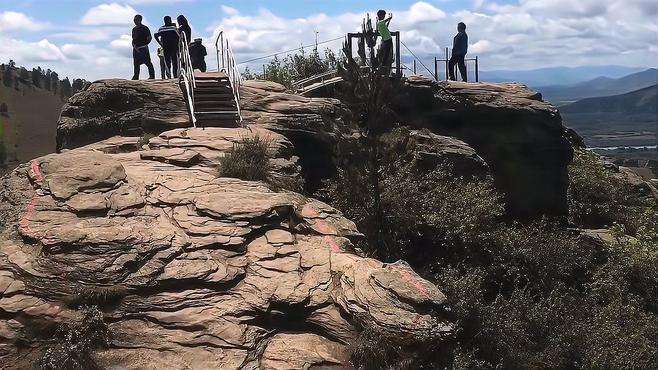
[178,32,196,127]
[291,69,338,91]
[215,31,242,122]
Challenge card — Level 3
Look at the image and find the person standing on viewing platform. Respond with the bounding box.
[449,22,468,82]
[131,14,155,80]
[189,38,208,72]
[177,15,192,44]
[157,47,171,79]
[376,10,393,74]
[155,16,180,78]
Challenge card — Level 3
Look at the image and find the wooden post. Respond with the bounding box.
[413,60,416,75]
[475,56,479,82]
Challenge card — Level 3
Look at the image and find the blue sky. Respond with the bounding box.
[1,1,656,80]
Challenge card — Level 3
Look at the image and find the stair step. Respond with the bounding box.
[195,103,237,110]
[195,94,235,101]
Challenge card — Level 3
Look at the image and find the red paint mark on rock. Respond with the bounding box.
[19,160,44,238]
[323,235,342,253]
[393,264,431,300]
[30,160,44,183]
[313,219,336,235]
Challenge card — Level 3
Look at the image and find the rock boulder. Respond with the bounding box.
[0,126,452,368]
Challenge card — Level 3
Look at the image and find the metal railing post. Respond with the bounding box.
[475,56,479,82]
[445,47,449,80]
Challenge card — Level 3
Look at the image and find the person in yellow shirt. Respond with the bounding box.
[376,9,393,74]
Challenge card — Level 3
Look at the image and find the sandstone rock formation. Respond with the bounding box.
[393,76,573,218]
[57,79,190,151]
[55,78,574,219]
[0,126,452,368]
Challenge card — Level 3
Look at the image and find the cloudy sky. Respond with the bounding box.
[0,0,656,81]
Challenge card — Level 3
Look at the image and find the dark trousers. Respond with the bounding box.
[159,56,171,79]
[163,47,179,78]
[132,48,155,80]
[378,39,393,75]
[449,54,467,82]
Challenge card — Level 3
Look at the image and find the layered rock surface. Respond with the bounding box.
[0,126,452,368]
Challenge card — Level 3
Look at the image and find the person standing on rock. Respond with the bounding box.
[157,47,171,79]
[131,14,155,80]
[448,22,468,82]
[155,16,181,78]
[376,10,393,75]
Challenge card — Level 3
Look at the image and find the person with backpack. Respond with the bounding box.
[131,14,155,80]
[155,16,180,78]
[189,38,208,72]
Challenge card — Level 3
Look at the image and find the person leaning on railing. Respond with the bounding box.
[376,10,393,75]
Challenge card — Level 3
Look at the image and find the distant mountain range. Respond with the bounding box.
[538,68,658,105]
[560,84,658,114]
[481,65,645,87]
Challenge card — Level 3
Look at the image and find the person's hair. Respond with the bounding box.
[134,14,142,23]
[177,15,188,26]
[164,16,172,25]
[458,22,466,31]
[377,10,386,20]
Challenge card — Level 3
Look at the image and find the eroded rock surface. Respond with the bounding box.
[57,79,190,151]
[0,126,452,368]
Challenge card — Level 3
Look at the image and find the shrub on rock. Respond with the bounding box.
[219,135,272,182]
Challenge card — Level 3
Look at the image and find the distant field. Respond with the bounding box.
[562,112,656,147]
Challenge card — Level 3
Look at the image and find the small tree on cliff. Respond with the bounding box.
[332,42,397,252]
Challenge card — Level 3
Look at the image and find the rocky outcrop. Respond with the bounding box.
[240,80,350,192]
[393,77,573,218]
[0,126,452,368]
[56,79,190,151]
[56,77,574,218]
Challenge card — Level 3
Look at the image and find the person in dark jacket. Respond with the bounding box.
[155,16,180,78]
[448,22,468,82]
[189,38,207,72]
[131,14,155,80]
[177,15,192,44]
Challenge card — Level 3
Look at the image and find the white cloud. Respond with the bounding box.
[221,5,239,16]
[127,0,193,3]
[0,11,47,32]
[81,3,138,26]
[0,37,65,63]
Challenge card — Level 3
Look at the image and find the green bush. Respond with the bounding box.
[242,48,338,88]
[328,132,658,368]
[568,149,651,233]
[219,136,272,182]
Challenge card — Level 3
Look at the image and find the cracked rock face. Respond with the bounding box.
[0,126,452,368]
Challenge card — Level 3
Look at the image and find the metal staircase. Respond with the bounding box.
[178,31,241,128]
[193,71,240,127]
